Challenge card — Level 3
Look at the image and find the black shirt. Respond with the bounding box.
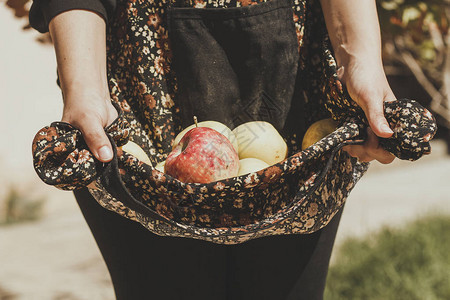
[29,0,117,33]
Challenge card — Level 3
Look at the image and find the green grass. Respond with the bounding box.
[325,215,450,300]
[0,187,46,226]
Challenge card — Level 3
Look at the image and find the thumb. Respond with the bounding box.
[363,99,393,139]
[79,120,113,162]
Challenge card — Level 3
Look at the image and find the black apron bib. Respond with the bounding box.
[167,0,299,131]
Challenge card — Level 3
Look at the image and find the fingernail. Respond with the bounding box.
[382,124,393,134]
[98,146,113,161]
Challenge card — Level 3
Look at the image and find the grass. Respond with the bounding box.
[325,215,450,300]
[0,187,46,226]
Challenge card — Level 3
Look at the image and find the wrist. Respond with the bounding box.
[60,71,110,101]
[62,86,111,106]
[335,48,385,83]
[334,44,382,68]
[58,63,108,93]
[61,89,117,127]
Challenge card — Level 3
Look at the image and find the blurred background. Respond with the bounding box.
[0,0,449,299]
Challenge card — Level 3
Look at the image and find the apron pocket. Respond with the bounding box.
[168,0,299,131]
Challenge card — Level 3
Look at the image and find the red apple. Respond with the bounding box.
[165,127,239,183]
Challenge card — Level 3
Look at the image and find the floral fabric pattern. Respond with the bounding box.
[31,0,437,244]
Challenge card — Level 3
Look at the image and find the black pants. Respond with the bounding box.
[74,188,342,300]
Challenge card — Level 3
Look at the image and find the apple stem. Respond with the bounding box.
[193,116,198,128]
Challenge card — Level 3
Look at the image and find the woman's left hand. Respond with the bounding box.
[339,57,396,164]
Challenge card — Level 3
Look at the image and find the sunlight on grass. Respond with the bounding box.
[325,215,450,300]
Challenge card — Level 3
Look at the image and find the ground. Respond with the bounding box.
[1,7,449,300]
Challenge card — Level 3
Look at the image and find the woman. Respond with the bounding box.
[30,0,395,299]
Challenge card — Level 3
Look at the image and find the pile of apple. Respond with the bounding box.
[120,117,338,184]
[155,118,288,183]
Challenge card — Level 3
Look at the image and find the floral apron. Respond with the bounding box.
[32,0,437,244]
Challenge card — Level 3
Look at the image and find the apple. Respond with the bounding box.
[232,121,288,165]
[173,120,238,153]
[155,160,165,172]
[301,118,338,150]
[238,158,269,176]
[121,141,152,166]
[165,127,239,183]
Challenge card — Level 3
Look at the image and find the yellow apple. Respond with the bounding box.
[301,118,338,150]
[121,141,152,166]
[155,160,165,172]
[238,158,269,176]
[232,121,288,165]
[173,121,238,153]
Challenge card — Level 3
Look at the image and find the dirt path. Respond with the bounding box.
[0,8,113,299]
[336,139,450,245]
[0,190,114,300]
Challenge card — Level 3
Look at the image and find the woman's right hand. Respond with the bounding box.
[49,10,115,162]
[61,90,118,162]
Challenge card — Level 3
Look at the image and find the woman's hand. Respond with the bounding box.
[338,58,396,164]
[49,10,116,162]
[61,90,118,162]
[320,0,396,164]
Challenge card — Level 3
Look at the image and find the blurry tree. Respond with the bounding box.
[6,0,28,18]
[5,0,51,43]
[377,0,450,139]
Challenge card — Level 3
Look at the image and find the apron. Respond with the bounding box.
[167,0,299,131]
[32,0,437,244]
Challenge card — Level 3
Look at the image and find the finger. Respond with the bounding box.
[366,145,395,164]
[78,117,113,162]
[343,145,374,162]
[343,143,374,162]
[343,129,395,164]
[343,128,378,161]
[364,128,395,164]
[342,145,359,158]
[363,98,394,139]
[344,144,394,164]
[374,150,395,164]
[384,89,396,102]
[106,101,119,126]
[364,127,379,150]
